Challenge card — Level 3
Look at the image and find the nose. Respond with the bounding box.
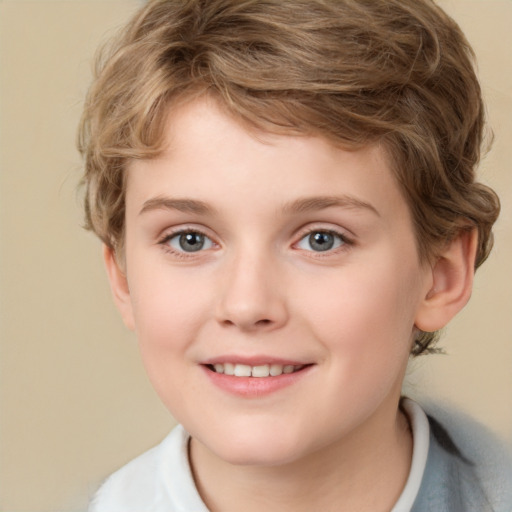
[215,249,288,332]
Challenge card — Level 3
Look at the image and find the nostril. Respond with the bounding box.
[219,317,273,330]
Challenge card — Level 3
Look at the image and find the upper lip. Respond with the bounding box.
[201,355,312,366]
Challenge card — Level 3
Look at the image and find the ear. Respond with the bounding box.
[415,228,478,333]
[103,245,135,331]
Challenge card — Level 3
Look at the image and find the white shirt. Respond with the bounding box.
[89,399,430,512]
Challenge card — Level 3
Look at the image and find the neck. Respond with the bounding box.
[189,399,413,512]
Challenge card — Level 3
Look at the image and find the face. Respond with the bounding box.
[111,97,434,467]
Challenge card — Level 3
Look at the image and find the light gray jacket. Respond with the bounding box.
[412,406,512,512]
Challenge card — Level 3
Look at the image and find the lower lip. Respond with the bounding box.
[201,365,312,398]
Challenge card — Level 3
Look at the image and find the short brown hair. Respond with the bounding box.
[78,0,500,355]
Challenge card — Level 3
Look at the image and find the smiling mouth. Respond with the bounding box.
[206,363,308,378]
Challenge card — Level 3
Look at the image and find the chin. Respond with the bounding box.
[195,424,307,467]
[216,444,302,468]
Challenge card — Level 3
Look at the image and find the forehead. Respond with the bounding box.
[125,97,412,230]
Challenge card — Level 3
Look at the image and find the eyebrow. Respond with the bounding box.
[282,195,380,217]
[139,194,379,218]
[139,197,216,216]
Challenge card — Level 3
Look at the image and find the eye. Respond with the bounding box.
[166,231,214,253]
[296,230,346,252]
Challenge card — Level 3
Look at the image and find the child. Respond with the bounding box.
[79,0,511,510]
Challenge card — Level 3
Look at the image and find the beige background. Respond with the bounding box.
[0,1,510,510]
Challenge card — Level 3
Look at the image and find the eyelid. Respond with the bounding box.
[294,222,353,241]
[159,226,205,241]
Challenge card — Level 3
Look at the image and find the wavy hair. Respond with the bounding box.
[78,0,500,355]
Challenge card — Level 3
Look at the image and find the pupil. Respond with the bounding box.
[310,232,334,251]
[180,232,204,252]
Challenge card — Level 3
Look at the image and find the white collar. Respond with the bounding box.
[391,398,430,512]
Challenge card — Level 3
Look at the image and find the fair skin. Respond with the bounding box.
[105,96,477,512]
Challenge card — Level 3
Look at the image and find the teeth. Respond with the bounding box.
[234,364,252,377]
[224,363,235,376]
[252,364,270,378]
[210,363,304,377]
[269,364,284,376]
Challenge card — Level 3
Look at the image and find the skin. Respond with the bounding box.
[105,96,477,511]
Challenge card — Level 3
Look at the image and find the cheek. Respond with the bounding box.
[128,271,212,408]
[300,260,420,357]
[128,264,213,354]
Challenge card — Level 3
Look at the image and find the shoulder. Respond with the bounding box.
[88,425,189,512]
[413,401,512,512]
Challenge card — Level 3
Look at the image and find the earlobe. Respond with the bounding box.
[103,245,136,331]
[415,228,478,333]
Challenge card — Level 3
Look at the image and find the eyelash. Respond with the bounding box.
[158,227,353,259]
